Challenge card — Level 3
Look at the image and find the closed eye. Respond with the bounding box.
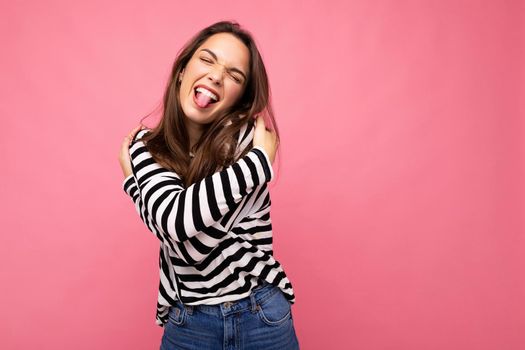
[231,74,241,83]
[200,56,243,83]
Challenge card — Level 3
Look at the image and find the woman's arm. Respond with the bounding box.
[123,165,271,265]
[128,129,274,245]
[122,173,142,216]
[121,123,255,244]
[123,172,214,264]
[123,174,173,244]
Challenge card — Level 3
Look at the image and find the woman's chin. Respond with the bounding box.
[187,104,224,122]
[183,109,217,126]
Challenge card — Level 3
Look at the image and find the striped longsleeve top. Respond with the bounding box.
[122,122,296,327]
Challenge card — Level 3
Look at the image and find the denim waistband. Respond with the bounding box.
[175,280,278,318]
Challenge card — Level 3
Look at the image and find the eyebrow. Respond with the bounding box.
[199,49,247,81]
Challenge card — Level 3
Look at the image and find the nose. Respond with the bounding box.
[207,66,225,86]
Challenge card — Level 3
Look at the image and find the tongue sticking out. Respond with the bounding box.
[195,91,214,108]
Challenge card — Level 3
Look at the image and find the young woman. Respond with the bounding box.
[118,21,299,349]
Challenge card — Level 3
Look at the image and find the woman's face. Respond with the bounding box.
[178,33,250,126]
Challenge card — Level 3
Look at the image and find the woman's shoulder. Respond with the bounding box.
[128,128,152,151]
[232,122,255,160]
[139,127,152,136]
[133,128,152,142]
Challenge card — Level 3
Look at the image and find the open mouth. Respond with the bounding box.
[193,86,219,109]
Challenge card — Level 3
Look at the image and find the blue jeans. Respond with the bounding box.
[160,281,300,350]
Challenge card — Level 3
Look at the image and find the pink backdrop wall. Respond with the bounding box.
[2,0,523,349]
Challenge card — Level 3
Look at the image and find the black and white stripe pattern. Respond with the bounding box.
[122,123,296,327]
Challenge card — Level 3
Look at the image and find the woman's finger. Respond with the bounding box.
[121,136,131,155]
[129,125,142,137]
[126,125,144,145]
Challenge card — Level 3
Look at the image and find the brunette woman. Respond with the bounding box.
[119,20,299,350]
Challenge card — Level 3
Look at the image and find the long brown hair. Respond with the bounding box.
[137,20,280,187]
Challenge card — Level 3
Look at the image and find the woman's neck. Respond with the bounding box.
[185,119,204,151]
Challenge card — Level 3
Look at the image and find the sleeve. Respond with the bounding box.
[122,173,152,230]
[123,173,137,197]
[129,131,274,246]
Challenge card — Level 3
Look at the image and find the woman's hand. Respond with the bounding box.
[253,115,279,164]
[119,125,145,178]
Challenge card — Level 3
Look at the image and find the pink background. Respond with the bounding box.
[2,0,524,349]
